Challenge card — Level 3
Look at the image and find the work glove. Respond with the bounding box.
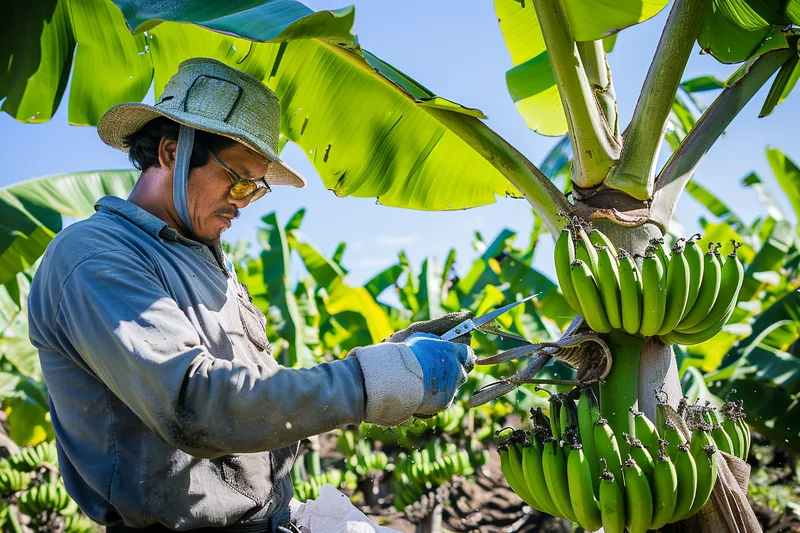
[349,312,476,427]
[403,332,476,417]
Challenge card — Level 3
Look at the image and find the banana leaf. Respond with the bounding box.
[287,229,345,290]
[741,171,787,222]
[364,264,404,299]
[766,148,800,227]
[739,218,793,301]
[697,1,789,64]
[0,170,138,286]
[414,258,445,321]
[246,212,312,367]
[7,0,568,217]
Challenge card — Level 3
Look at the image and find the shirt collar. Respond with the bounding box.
[94,196,182,242]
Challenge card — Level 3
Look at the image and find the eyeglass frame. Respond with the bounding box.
[208,150,272,203]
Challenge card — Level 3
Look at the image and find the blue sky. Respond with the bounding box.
[1,1,798,288]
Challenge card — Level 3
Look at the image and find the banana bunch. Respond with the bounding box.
[346,446,391,478]
[498,388,722,531]
[17,483,78,517]
[292,468,352,502]
[555,220,745,343]
[7,440,58,472]
[428,402,465,434]
[0,468,31,497]
[392,441,474,511]
[675,397,751,462]
[64,513,97,533]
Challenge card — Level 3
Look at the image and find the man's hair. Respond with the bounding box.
[123,117,237,171]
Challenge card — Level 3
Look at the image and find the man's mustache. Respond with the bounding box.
[214,209,240,219]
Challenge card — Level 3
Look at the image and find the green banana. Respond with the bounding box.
[499,445,534,509]
[671,443,698,523]
[624,434,655,482]
[560,394,580,459]
[514,441,546,512]
[682,234,705,319]
[708,408,734,456]
[678,241,744,336]
[522,431,560,516]
[678,242,723,332]
[639,252,667,336]
[541,389,563,441]
[567,444,602,531]
[598,459,625,533]
[735,404,751,459]
[559,394,573,442]
[721,412,744,460]
[542,437,578,522]
[687,431,719,518]
[577,388,601,497]
[509,440,546,512]
[631,408,660,460]
[721,398,747,460]
[663,419,687,461]
[649,237,671,273]
[650,445,679,530]
[575,226,601,278]
[617,250,643,335]
[594,244,624,330]
[658,239,690,335]
[594,418,623,487]
[622,455,653,533]
[587,228,618,256]
[555,227,583,315]
[570,260,612,333]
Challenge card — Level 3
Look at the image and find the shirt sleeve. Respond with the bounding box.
[54,250,366,458]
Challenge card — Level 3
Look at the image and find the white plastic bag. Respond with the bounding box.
[288,484,401,533]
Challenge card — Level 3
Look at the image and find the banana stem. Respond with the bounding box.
[600,331,645,438]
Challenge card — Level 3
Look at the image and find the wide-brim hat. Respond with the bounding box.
[98,57,306,188]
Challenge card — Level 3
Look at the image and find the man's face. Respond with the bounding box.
[185,142,270,243]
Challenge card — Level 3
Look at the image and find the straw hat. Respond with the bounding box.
[98,57,306,188]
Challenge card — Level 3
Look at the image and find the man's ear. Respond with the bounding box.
[157,137,178,170]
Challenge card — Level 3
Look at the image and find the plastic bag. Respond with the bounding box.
[289,484,401,533]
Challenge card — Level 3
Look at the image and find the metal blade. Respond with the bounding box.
[476,323,531,344]
[471,293,538,329]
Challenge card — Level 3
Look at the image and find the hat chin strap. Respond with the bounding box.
[174,125,196,238]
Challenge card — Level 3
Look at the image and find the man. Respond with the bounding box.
[27,58,475,532]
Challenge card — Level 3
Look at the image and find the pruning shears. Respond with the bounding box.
[440,293,538,343]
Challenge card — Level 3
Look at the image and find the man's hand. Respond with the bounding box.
[402,333,476,417]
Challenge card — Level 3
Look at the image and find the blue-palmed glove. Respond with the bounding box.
[349,312,476,426]
[403,332,476,417]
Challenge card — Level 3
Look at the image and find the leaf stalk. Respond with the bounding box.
[533,0,620,189]
[607,0,710,200]
[650,48,793,231]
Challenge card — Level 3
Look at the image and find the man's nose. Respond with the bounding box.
[228,194,251,209]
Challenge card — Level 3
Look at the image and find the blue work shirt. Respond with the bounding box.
[27,196,370,529]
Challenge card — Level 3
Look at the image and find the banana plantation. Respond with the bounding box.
[2,0,800,532]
